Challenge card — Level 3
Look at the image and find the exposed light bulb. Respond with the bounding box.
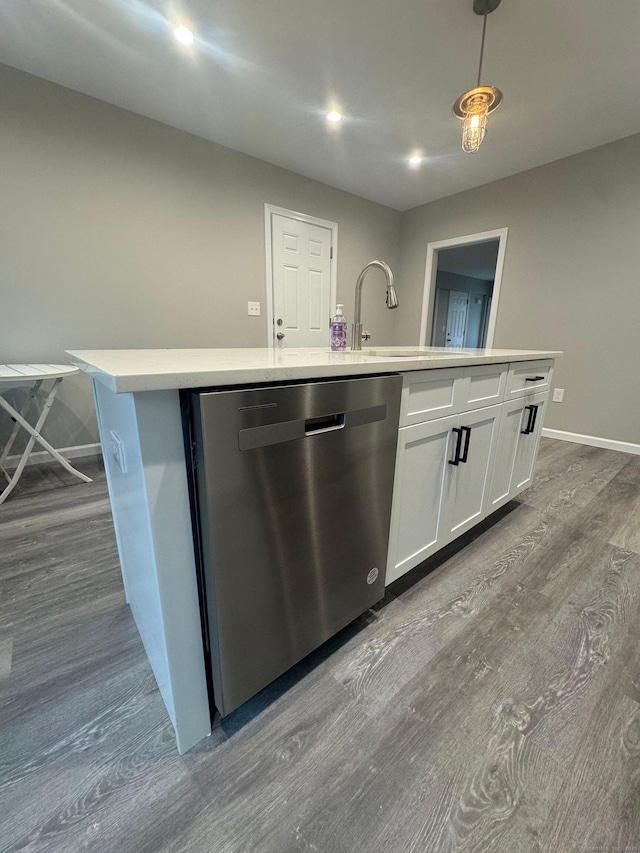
[173,26,194,45]
[461,102,489,153]
[453,86,501,154]
[326,111,342,123]
[408,155,424,167]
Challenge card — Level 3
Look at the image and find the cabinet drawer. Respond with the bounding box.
[505,360,553,399]
[459,363,508,411]
[399,368,463,426]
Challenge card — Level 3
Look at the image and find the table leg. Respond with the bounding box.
[0,379,92,504]
[0,380,44,472]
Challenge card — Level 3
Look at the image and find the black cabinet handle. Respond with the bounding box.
[460,426,472,463]
[525,376,545,382]
[529,404,539,434]
[521,405,537,435]
[449,427,463,465]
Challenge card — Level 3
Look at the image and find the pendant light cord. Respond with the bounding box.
[477,12,488,87]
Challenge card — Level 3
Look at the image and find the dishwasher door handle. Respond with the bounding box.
[238,405,386,450]
[305,413,345,435]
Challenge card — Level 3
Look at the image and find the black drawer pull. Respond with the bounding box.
[525,375,545,382]
[459,426,472,463]
[521,404,539,435]
[449,427,463,465]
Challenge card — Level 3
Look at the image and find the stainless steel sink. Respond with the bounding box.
[362,348,472,358]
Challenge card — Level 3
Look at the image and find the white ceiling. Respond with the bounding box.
[1,0,639,211]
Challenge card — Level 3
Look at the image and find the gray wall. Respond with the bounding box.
[2,61,639,453]
[396,134,640,445]
[0,64,401,449]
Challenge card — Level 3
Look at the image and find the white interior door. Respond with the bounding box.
[271,214,333,348]
[445,291,469,348]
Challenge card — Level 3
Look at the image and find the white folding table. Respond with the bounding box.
[0,364,92,505]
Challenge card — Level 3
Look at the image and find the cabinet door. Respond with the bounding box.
[488,391,549,510]
[511,391,548,494]
[487,398,526,512]
[442,403,502,542]
[386,414,458,585]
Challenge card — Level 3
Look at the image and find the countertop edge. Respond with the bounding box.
[67,349,563,394]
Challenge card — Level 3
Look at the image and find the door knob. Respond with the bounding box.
[276,332,285,340]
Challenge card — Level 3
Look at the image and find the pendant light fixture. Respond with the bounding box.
[453,0,504,153]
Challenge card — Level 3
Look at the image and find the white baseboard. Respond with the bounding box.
[542,428,640,456]
[4,442,103,469]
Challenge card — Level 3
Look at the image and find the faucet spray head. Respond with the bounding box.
[387,284,399,309]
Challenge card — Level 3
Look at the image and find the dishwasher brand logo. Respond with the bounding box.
[366,568,379,585]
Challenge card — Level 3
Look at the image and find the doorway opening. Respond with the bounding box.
[264,204,338,349]
[419,228,508,349]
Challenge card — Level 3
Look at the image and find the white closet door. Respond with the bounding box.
[445,291,469,348]
[271,214,333,348]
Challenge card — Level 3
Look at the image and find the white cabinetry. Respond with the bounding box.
[443,403,502,543]
[504,359,552,399]
[387,414,458,582]
[488,390,548,512]
[460,363,508,411]
[400,368,463,425]
[399,362,507,426]
[386,360,553,586]
[387,403,501,585]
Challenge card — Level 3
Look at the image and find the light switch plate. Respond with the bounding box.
[248,301,261,316]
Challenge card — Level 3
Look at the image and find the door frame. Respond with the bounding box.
[264,204,338,349]
[418,227,508,349]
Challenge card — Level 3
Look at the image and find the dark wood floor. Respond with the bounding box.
[1,440,639,853]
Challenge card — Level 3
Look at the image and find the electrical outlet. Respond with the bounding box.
[247,301,261,316]
[109,430,127,473]
[552,388,564,403]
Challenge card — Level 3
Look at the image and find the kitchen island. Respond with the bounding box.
[68,346,562,752]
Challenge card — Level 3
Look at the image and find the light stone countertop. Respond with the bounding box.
[66,347,563,393]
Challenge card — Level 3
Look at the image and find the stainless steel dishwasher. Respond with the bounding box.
[187,374,402,717]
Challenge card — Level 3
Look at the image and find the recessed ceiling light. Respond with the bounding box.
[173,26,194,45]
[326,112,342,123]
[408,155,424,167]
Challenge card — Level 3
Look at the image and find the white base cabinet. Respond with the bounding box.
[488,390,548,512]
[386,360,553,586]
[444,403,502,543]
[387,414,458,583]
